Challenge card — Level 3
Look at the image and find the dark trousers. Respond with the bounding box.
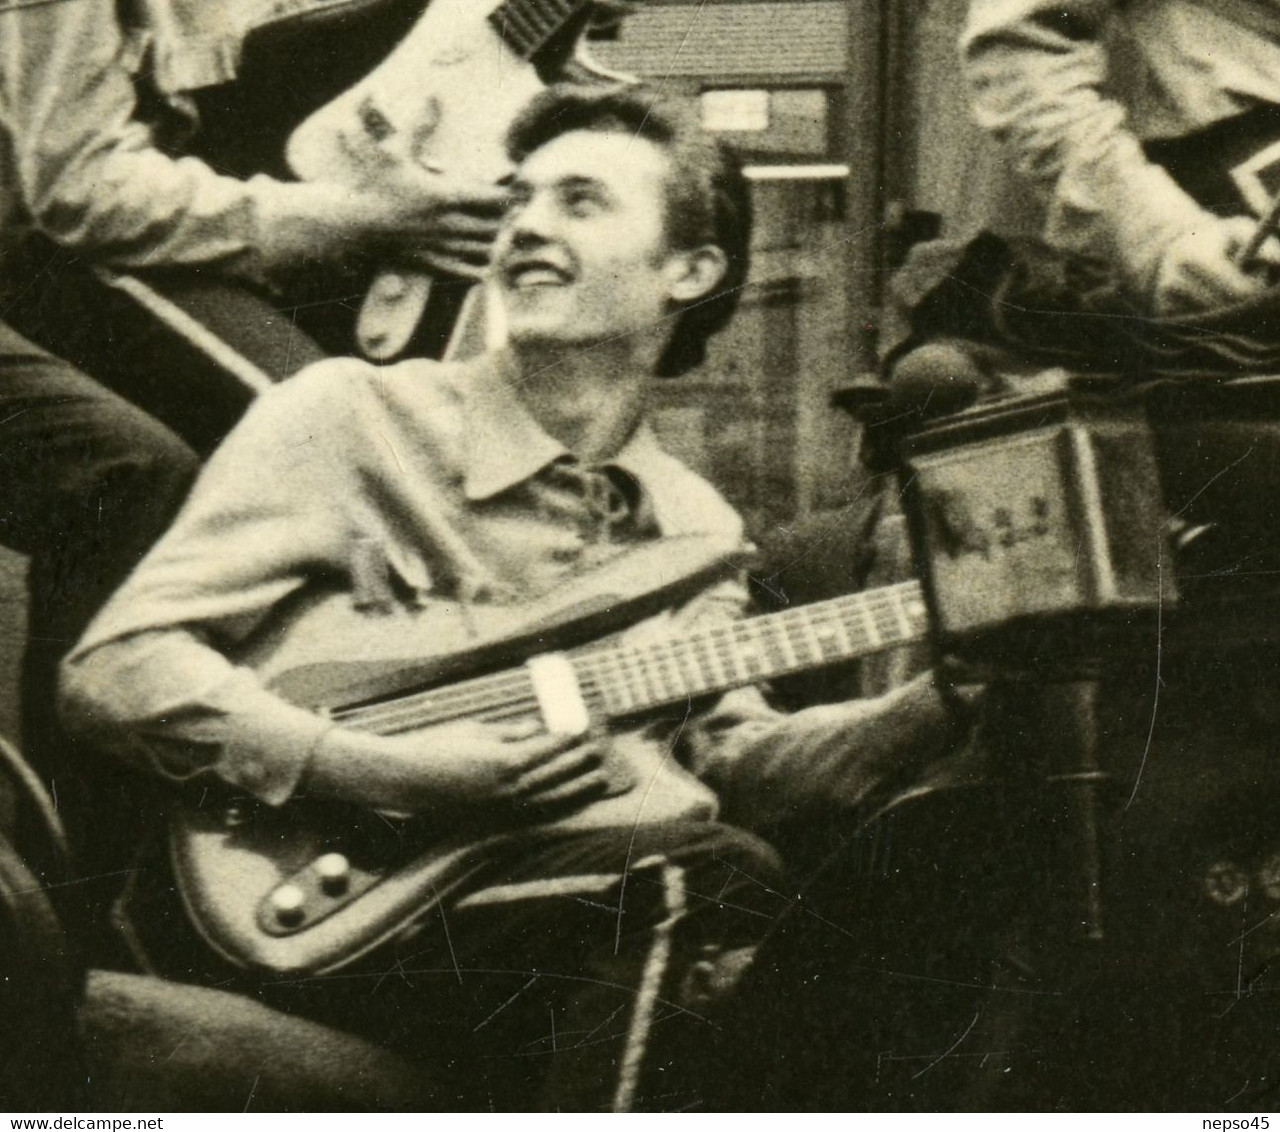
[0,320,198,903]
[174,821,789,1112]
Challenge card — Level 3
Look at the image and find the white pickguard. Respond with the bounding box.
[287,0,570,360]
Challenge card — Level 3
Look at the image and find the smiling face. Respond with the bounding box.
[494,129,717,358]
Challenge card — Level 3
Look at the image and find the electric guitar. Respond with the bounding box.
[20,1,635,445]
[286,0,631,361]
[1146,104,1280,222]
[168,536,930,974]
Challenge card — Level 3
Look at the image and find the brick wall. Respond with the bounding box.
[591,0,847,82]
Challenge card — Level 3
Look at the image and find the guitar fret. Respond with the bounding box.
[646,641,675,703]
[807,607,848,662]
[826,600,857,652]
[847,598,882,654]
[674,650,698,699]
[691,632,726,689]
[587,651,629,716]
[632,645,663,708]
[710,626,745,684]
[855,597,882,647]
[644,642,666,702]
[490,0,583,59]
[805,609,835,665]
[666,640,693,696]
[671,639,710,696]
[824,603,857,657]
[829,608,856,656]
[908,589,929,633]
[624,649,645,706]
[783,612,818,670]
[871,598,900,643]
[616,672,642,715]
[692,637,720,691]
[623,648,653,712]
[663,640,693,699]
[498,6,539,54]
[660,640,691,696]
[730,621,763,678]
[889,591,916,639]
[337,582,930,741]
[617,653,641,713]
[758,619,793,674]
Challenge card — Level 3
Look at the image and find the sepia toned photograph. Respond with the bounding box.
[1,0,1278,1114]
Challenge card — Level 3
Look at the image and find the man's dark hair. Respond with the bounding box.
[506,84,753,378]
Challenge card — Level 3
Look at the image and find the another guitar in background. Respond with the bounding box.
[6,2,638,454]
[1147,104,1280,227]
[286,0,635,362]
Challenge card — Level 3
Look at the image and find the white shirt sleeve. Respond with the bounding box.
[0,0,362,283]
[961,0,1208,297]
[57,364,369,805]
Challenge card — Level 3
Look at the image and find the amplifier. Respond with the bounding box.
[900,387,1173,665]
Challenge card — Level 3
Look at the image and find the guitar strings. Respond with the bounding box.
[334,583,925,735]
[336,583,925,732]
[353,586,919,732]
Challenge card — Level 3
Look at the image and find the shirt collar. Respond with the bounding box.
[460,350,669,502]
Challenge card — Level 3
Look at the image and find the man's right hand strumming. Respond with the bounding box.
[1152,213,1280,315]
[306,719,612,817]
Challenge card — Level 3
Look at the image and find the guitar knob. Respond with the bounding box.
[315,852,352,896]
[220,800,252,828]
[374,273,408,302]
[270,884,307,926]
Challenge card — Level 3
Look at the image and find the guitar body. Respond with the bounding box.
[171,735,709,974]
[171,795,507,974]
[287,0,549,192]
[286,0,595,360]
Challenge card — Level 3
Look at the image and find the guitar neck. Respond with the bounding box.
[335,581,930,736]
[489,0,592,60]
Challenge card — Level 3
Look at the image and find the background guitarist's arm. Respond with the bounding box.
[961,0,1280,312]
[2,0,506,291]
[682,674,966,830]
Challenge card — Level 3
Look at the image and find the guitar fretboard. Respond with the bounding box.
[489,0,590,60]
[334,581,929,737]
[583,581,927,717]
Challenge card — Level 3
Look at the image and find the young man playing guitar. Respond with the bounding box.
[0,0,495,867]
[1,0,638,918]
[60,86,970,1110]
[963,0,1280,315]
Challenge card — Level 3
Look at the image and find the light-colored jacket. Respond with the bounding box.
[0,0,408,283]
[962,0,1280,296]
